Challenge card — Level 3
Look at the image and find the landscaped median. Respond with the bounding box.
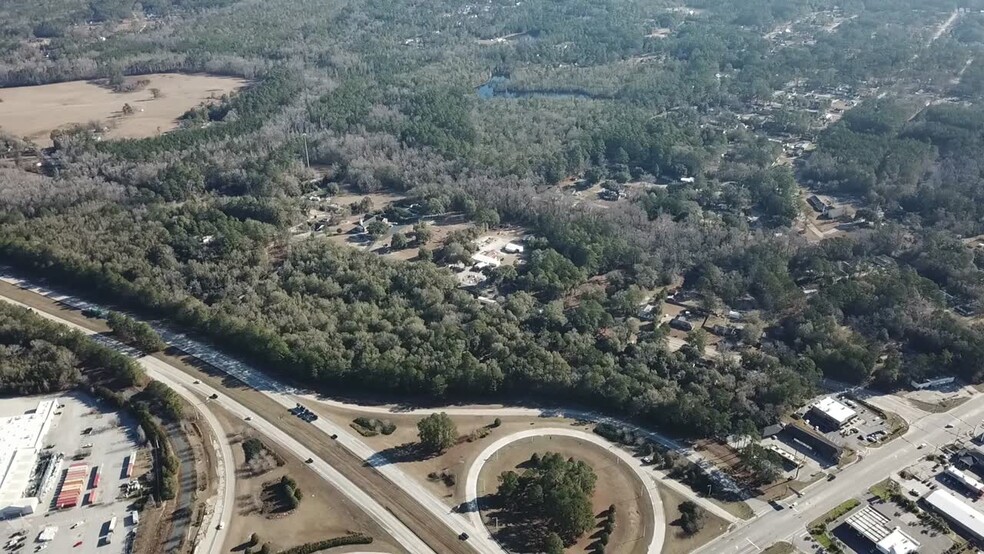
[808,498,860,551]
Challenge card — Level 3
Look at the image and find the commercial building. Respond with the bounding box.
[925,489,984,542]
[0,400,57,518]
[946,466,984,498]
[808,397,857,429]
[784,421,845,462]
[845,505,920,554]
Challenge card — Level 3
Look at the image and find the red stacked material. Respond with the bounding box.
[55,462,89,509]
[124,451,136,479]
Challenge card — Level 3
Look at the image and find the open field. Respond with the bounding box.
[0,73,246,145]
[474,435,653,554]
[209,403,400,554]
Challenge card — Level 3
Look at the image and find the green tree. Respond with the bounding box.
[390,232,409,250]
[544,532,565,554]
[417,412,458,453]
[366,220,389,239]
[496,452,596,544]
[679,501,705,535]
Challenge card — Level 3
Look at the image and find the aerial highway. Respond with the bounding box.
[0,292,436,554]
[0,276,759,554]
[144,367,235,554]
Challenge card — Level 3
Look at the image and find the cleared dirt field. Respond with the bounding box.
[474,435,653,554]
[0,73,246,145]
[210,404,400,554]
[657,485,729,554]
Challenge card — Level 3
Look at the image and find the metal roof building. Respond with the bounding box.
[946,466,984,497]
[925,489,984,542]
[845,505,920,554]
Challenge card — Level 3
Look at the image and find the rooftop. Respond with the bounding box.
[925,489,984,540]
[845,506,919,554]
[0,400,57,511]
[876,528,920,554]
[810,396,856,425]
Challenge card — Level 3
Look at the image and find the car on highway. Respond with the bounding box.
[209,393,219,399]
[458,533,469,541]
[305,458,313,463]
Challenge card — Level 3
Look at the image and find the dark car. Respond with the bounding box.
[305,458,314,463]
[209,393,218,399]
[458,533,469,541]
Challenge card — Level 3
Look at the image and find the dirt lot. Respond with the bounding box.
[657,484,729,554]
[210,404,400,554]
[0,73,245,145]
[473,435,654,554]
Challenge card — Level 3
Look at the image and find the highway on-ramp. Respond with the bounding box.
[464,427,665,554]
[0,293,434,554]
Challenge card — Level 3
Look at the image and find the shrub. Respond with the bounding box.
[275,533,373,554]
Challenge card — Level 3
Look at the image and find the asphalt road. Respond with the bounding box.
[0,273,752,553]
[0,293,434,554]
[694,391,984,553]
[146,365,235,554]
[464,427,665,554]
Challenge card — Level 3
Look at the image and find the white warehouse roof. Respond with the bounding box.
[926,489,984,541]
[876,528,920,554]
[810,397,856,425]
[0,400,56,516]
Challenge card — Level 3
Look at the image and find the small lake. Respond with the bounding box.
[476,76,597,100]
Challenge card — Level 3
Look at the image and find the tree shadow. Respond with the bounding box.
[364,442,437,467]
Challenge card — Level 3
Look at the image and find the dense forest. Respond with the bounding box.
[2,0,984,439]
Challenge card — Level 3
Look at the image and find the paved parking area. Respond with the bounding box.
[0,392,144,554]
[803,395,894,448]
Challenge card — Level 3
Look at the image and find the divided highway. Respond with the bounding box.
[0,273,754,554]
[0,293,434,554]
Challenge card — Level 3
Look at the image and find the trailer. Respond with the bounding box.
[124,452,136,478]
[108,516,117,533]
[129,510,139,525]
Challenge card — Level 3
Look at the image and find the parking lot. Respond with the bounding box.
[824,499,953,554]
[804,395,896,448]
[0,392,144,554]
